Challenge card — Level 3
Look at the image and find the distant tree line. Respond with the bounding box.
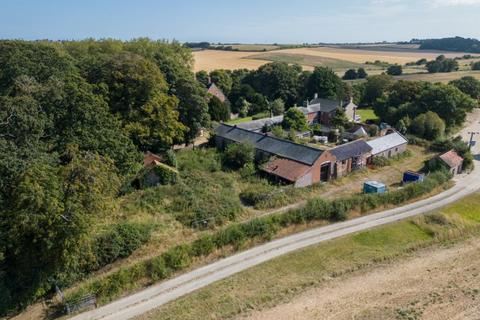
[419,36,480,53]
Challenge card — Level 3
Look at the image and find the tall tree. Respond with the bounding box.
[306,67,344,101]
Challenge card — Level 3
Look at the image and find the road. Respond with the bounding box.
[70,110,480,320]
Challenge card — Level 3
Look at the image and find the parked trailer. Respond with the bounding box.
[363,181,387,194]
[403,171,425,184]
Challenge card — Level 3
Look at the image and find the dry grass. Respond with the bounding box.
[193,46,468,72]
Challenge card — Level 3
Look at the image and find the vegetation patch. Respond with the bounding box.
[148,192,480,320]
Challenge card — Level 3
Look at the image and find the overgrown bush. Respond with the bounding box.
[223,142,255,170]
[67,169,451,306]
[92,223,153,271]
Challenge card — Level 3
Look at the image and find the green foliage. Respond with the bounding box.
[426,55,459,73]
[430,136,474,170]
[208,95,230,122]
[419,37,480,53]
[342,69,358,80]
[269,98,285,116]
[357,68,368,79]
[66,168,451,306]
[409,112,446,140]
[450,76,480,100]
[283,107,308,131]
[306,67,344,101]
[330,108,350,129]
[363,74,394,105]
[386,64,403,76]
[92,223,152,271]
[372,150,413,167]
[223,142,255,170]
[210,69,233,95]
[472,61,480,71]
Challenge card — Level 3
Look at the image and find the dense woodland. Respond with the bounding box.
[419,36,480,53]
[1,39,479,315]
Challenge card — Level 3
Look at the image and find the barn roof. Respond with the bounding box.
[367,132,408,155]
[236,115,284,132]
[262,157,311,182]
[330,140,372,162]
[215,124,324,165]
[439,150,463,168]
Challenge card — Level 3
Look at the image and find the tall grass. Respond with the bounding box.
[65,170,451,306]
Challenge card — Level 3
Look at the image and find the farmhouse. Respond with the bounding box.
[367,131,408,159]
[299,94,358,125]
[207,83,226,102]
[214,124,336,187]
[438,150,464,175]
[330,140,372,178]
[236,115,284,132]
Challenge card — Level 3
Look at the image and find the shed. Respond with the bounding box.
[403,171,425,184]
[439,150,464,175]
[363,181,387,194]
[367,132,408,159]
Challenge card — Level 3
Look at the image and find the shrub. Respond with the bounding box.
[386,65,403,76]
[164,149,177,168]
[223,142,255,170]
[473,61,480,71]
[147,256,170,281]
[92,223,152,271]
[214,224,246,248]
[242,218,277,240]
[191,235,216,257]
[162,245,192,271]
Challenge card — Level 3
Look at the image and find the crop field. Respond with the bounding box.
[193,46,467,72]
[396,70,480,83]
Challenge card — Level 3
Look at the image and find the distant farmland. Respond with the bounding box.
[193,45,467,73]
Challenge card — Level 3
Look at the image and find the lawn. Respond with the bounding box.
[140,192,480,320]
[226,116,253,125]
[356,108,379,122]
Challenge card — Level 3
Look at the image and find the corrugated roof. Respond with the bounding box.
[367,132,408,155]
[262,157,311,182]
[215,124,324,165]
[236,115,283,132]
[330,140,372,161]
[439,150,463,168]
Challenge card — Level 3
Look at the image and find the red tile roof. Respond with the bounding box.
[439,150,463,168]
[262,157,311,182]
[144,152,163,167]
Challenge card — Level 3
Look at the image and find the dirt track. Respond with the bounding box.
[241,239,480,320]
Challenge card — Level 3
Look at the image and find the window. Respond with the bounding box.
[342,160,346,165]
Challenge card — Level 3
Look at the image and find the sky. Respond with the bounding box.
[1,0,480,43]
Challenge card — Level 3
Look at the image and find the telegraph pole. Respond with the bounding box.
[468,132,479,150]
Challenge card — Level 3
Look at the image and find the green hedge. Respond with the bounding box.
[66,170,451,305]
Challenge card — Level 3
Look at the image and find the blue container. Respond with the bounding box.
[363,181,387,194]
[403,171,425,184]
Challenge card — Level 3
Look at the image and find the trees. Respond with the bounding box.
[409,112,446,140]
[245,62,301,106]
[472,61,480,70]
[269,98,285,116]
[208,96,230,122]
[306,67,344,101]
[210,69,233,95]
[426,55,459,73]
[363,74,393,105]
[282,108,307,132]
[386,65,403,76]
[450,76,480,100]
[195,70,209,87]
[342,69,358,80]
[330,108,350,129]
[223,143,255,169]
[357,68,368,79]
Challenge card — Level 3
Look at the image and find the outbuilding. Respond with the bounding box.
[367,131,408,159]
[330,140,372,178]
[438,150,464,175]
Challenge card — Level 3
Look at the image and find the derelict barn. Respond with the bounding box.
[330,140,373,178]
[214,124,336,187]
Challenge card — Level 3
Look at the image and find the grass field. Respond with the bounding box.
[356,108,379,122]
[193,46,467,73]
[140,192,480,320]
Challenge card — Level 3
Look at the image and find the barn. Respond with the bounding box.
[214,124,336,187]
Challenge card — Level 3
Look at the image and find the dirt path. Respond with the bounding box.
[240,239,480,320]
